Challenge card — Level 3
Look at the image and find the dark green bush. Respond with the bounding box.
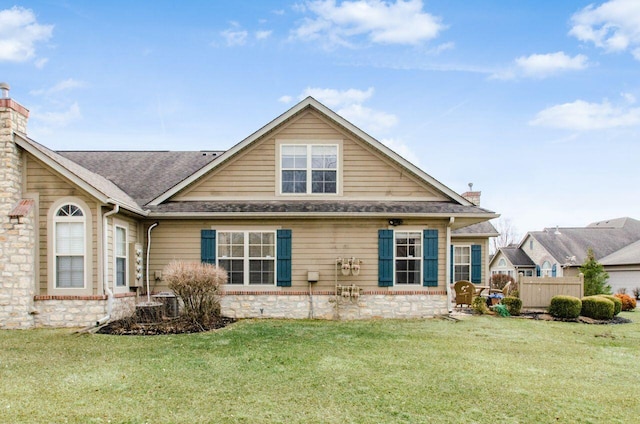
[548,295,582,319]
[598,295,622,316]
[502,296,522,316]
[581,296,615,320]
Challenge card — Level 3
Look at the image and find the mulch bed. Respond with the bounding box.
[520,311,633,324]
[97,315,236,335]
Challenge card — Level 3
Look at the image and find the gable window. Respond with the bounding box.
[54,204,85,288]
[454,246,471,281]
[395,232,422,285]
[218,231,275,285]
[115,225,128,288]
[541,261,552,277]
[281,144,337,194]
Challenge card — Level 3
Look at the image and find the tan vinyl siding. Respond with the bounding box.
[175,110,444,200]
[451,237,490,285]
[146,218,448,293]
[25,155,99,295]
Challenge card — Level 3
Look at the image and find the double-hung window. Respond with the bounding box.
[54,204,85,288]
[218,231,276,285]
[115,225,128,288]
[395,232,422,285]
[454,246,471,281]
[281,144,337,194]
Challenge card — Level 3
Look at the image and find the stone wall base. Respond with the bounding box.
[33,294,136,328]
[221,291,449,320]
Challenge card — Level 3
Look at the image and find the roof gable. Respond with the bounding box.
[148,97,473,207]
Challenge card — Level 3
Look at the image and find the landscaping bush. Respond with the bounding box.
[633,287,640,300]
[490,273,515,291]
[163,261,227,326]
[472,295,490,315]
[598,295,622,316]
[502,296,522,316]
[548,295,582,319]
[614,293,637,311]
[581,296,615,320]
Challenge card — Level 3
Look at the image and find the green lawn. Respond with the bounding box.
[1,313,639,424]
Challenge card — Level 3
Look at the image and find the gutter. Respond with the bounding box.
[97,204,119,326]
[446,217,455,314]
[145,222,159,303]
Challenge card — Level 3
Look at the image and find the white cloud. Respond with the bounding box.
[291,0,445,48]
[381,137,421,166]
[30,78,86,96]
[32,102,82,127]
[621,92,636,104]
[298,86,398,134]
[570,0,640,59]
[492,52,588,80]
[221,26,248,46]
[256,30,272,40]
[0,6,53,63]
[530,98,640,130]
[278,95,293,103]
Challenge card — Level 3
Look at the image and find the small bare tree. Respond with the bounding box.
[491,217,520,253]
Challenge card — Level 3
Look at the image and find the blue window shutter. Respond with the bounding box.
[277,229,292,287]
[536,265,541,277]
[378,230,394,287]
[423,229,438,287]
[201,230,216,264]
[552,263,557,277]
[450,245,454,284]
[471,244,481,284]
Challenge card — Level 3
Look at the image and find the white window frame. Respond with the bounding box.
[47,196,93,296]
[114,222,128,291]
[394,230,422,286]
[217,230,277,286]
[278,143,340,195]
[541,261,552,277]
[454,245,471,282]
[53,203,87,290]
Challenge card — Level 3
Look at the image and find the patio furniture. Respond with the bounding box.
[489,281,512,297]
[454,280,476,308]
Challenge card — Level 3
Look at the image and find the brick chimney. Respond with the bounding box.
[461,182,481,206]
[0,83,36,329]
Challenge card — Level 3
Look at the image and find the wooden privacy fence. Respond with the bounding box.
[518,274,584,308]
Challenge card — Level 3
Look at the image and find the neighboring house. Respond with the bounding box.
[0,86,498,328]
[489,217,640,293]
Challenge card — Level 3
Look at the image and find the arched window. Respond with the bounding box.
[54,203,86,288]
[541,260,552,277]
[498,258,507,267]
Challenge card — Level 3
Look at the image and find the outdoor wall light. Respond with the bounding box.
[388,218,403,226]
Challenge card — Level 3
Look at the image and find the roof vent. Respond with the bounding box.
[0,82,9,99]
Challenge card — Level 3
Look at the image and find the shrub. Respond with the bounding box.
[633,287,640,300]
[580,248,611,296]
[548,295,582,319]
[502,296,522,316]
[614,293,637,311]
[581,296,615,320]
[163,261,227,326]
[490,273,515,291]
[472,295,490,315]
[598,295,622,316]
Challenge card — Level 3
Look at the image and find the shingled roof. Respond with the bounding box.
[499,245,536,267]
[58,151,221,206]
[526,218,640,264]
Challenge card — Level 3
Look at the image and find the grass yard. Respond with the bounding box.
[1,313,639,424]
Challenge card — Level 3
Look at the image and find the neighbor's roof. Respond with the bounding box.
[499,246,536,267]
[524,218,640,265]
[452,221,499,237]
[599,239,640,266]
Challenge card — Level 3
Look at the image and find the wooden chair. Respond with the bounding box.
[489,281,512,297]
[454,280,475,308]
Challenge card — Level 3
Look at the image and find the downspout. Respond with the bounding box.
[145,222,159,303]
[446,217,455,314]
[97,204,119,326]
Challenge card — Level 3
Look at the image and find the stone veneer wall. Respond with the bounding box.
[33,293,136,328]
[221,290,448,320]
[0,99,36,329]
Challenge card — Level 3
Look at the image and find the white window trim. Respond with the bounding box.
[276,140,342,197]
[393,229,423,286]
[113,221,129,293]
[541,261,552,277]
[453,245,472,282]
[47,198,93,295]
[217,230,277,286]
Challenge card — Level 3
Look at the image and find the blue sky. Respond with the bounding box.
[2,0,640,239]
